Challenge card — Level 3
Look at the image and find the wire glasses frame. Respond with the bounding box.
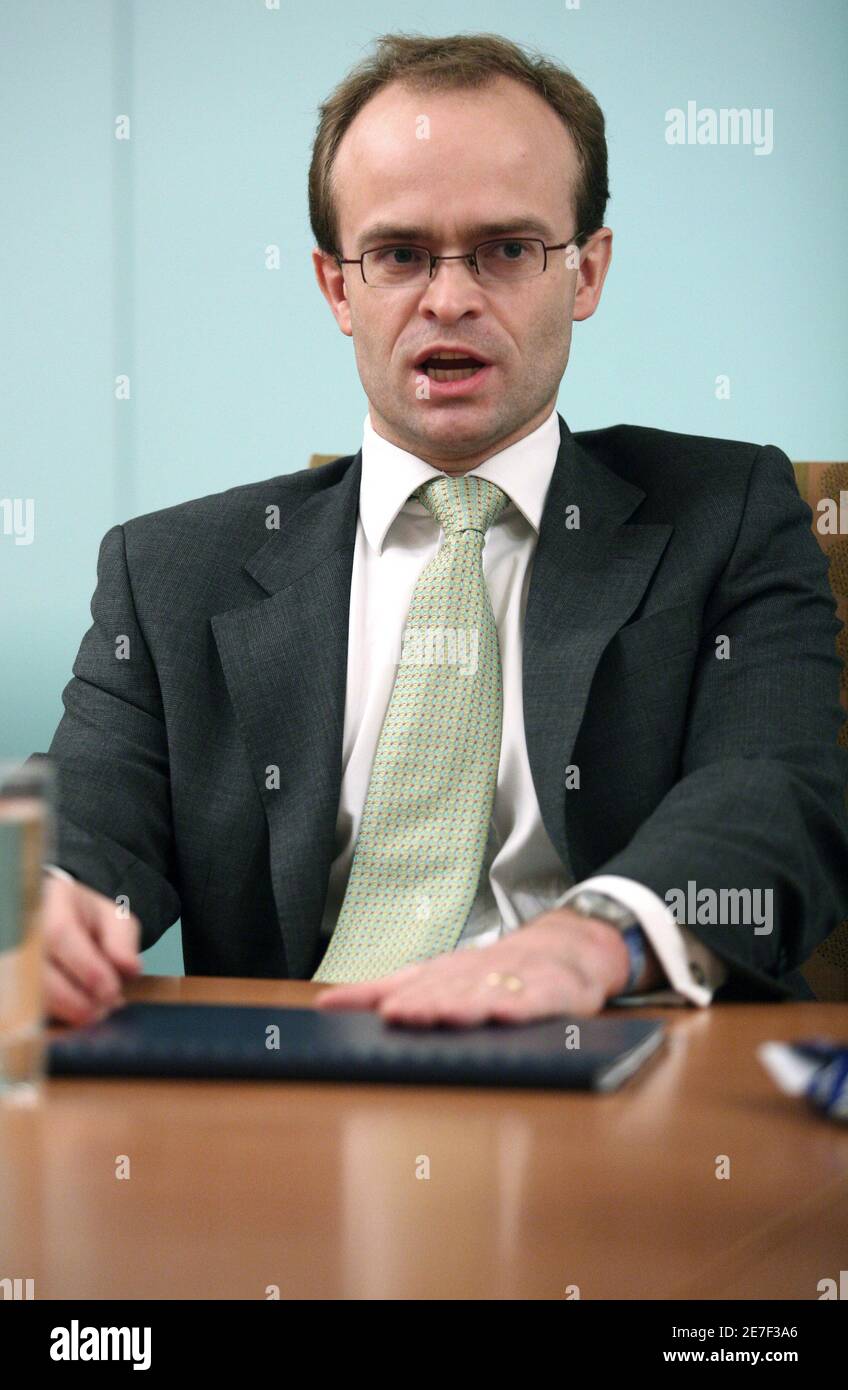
[334,231,590,288]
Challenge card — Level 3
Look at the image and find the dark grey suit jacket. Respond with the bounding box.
[40,414,848,999]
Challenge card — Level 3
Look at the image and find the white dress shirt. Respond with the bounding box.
[315,407,727,1006]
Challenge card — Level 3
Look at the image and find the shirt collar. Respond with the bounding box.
[359,406,561,554]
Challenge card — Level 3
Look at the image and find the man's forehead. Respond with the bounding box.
[337,74,575,160]
[333,77,577,245]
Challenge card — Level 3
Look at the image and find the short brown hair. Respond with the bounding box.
[308,31,610,256]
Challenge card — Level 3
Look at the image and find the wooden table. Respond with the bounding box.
[2,976,847,1299]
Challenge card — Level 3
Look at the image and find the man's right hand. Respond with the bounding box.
[42,874,141,1026]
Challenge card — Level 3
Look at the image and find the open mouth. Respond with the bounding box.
[419,351,488,381]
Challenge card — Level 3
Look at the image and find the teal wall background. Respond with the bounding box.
[2,0,846,974]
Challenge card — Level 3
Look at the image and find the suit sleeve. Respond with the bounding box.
[36,524,180,950]
[595,445,848,999]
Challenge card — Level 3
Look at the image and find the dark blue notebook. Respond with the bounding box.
[47,1002,666,1091]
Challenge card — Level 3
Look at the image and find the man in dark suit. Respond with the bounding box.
[39,33,848,1027]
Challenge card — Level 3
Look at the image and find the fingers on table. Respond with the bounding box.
[314,962,426,1010]
[46,914,124,1011]
[376,963,593,1027]
[316,955,607,1027]
[44,959,110,1027]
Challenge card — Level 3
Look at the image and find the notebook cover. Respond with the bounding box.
[47,1002,666,1092]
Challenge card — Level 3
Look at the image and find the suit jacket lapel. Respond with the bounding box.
[523,416,673,878]
[211,454,361,977]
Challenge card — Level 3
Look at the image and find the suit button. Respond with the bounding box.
[689,961,706,985]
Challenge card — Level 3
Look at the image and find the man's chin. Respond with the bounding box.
[403,400,509,457]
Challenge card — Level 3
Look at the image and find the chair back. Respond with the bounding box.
[793,463,848,1000]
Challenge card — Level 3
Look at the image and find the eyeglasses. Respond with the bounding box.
[335,232,588,289]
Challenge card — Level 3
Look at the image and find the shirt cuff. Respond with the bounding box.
[44,863,75,883]
[553,874,728,1007]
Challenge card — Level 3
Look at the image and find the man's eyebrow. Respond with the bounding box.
[354,218,555,251]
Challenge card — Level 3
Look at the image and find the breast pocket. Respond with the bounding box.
[610,602,701,676]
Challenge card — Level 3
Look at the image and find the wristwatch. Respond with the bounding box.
[566,889,648,994]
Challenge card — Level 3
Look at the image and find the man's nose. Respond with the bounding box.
[417,257,486,315]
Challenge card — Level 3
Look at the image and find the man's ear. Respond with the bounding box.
[572,228,613,324]
[312,249,353,338]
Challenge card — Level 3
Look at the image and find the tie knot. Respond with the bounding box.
[414,474,510,539]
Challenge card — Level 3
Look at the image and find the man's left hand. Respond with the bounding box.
[314,907,643,1026]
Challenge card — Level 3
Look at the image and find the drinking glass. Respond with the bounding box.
[0,757,54,1104]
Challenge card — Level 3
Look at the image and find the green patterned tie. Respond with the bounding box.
[313,473,510,983]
